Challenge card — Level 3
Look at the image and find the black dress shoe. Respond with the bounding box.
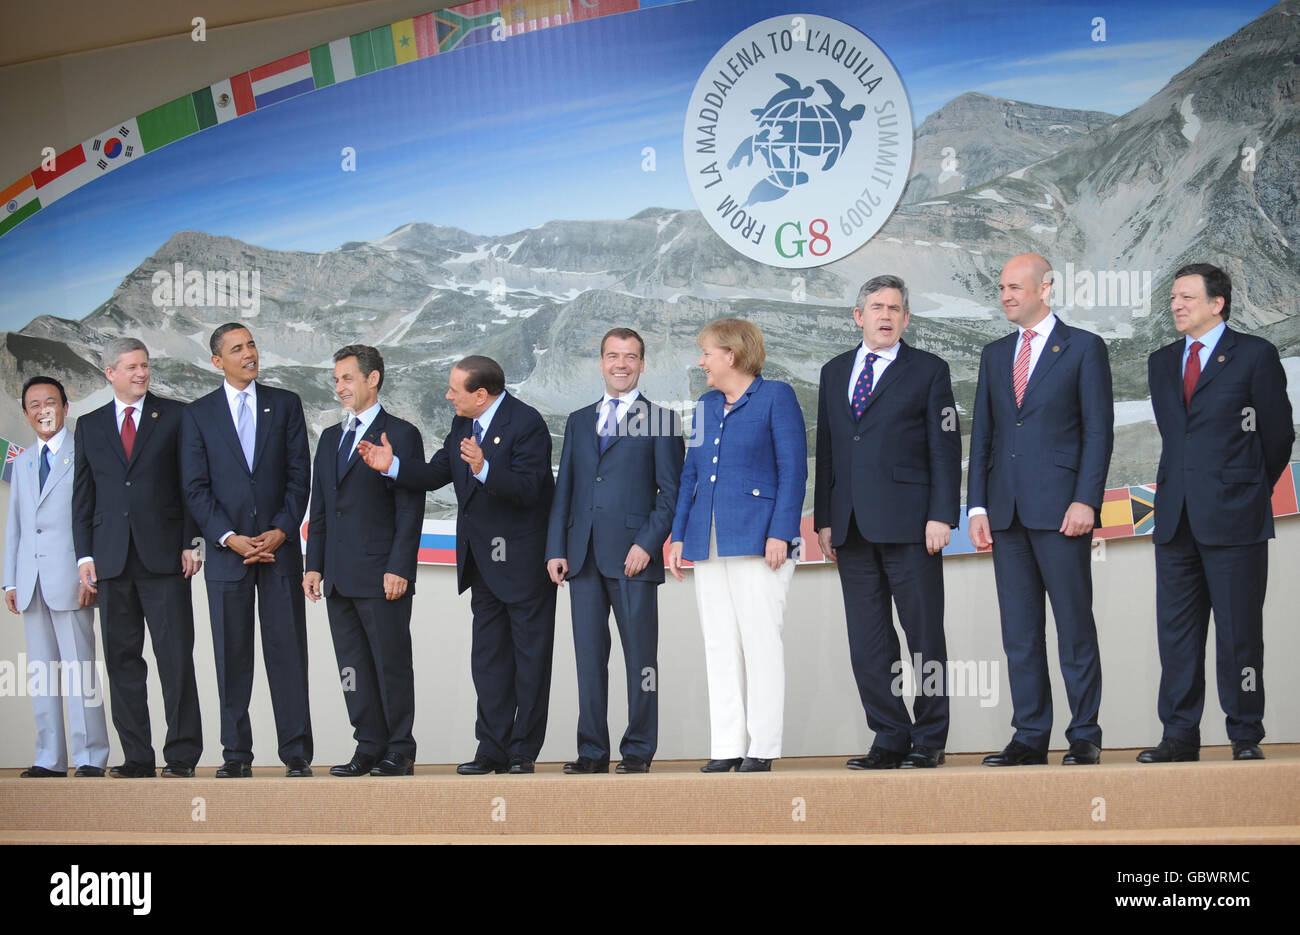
[847,746,908,770]
[73,765,105,777]
[371,753,415,776]
[161,764,195,778]
[616,756,650,773]
[507,756,535,774]
[563,757,609,774]
[109,761,156,778]
[1231,741,1265,761]
[900,746,946,769]
[1136,738,1199,763]
[1062,740,1101,765]
[738,757,772,772]
[20,765,66,777]
[214,760,252,778]
[285,758,313,777]
[699,758,743,773]
[457,756,507,775]
[982,740,1047,767]
[330,754,378,777]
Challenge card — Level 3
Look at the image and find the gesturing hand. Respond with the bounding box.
[357,432,395,473]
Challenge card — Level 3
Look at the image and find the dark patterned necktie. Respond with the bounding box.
[851,353,879,419]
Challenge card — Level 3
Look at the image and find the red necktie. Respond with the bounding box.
[1183,341,1203,408]
[121,406,136,460]
[1013,330,1036,407]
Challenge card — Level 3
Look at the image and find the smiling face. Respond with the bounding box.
[105,349,150,403]
[23,383,67,442]
[697,342,737,390]
[445,366,491,419]
[600,335,645,397]
[999,255,1053,329]
[212,327,259,388]
[1170,273,1224,339]
[854,287,910,351]
[334,355,379,413]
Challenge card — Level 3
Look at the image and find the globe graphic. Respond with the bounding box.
[751,100,844,191]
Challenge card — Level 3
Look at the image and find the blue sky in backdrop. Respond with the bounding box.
[0,0,1272,329]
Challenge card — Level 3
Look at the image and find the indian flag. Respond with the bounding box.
[31,143,95,205]
[249,51,314,108]
[0,175,40,237]
[193,74,256,129]
[309,38,357,88]
[84,118,142,175]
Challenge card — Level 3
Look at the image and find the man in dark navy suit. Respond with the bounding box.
[545,328,683,774]
[359,355,556,775]
[1139,263,1294,763]
[305,345,424,777]
[814,276,961,770]
[967,253,1114,766]
[73,337,203,778]
[181,323,313,778]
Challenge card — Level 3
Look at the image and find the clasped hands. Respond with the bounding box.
[227,527,288,565]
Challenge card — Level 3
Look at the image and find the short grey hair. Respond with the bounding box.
[856,275,909,312]
[102,336,149,370]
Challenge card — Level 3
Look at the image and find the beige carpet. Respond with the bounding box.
[3,745,1297,844]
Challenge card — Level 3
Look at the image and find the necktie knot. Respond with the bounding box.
[1023,329,1037,342]
[1189,341,1203,355]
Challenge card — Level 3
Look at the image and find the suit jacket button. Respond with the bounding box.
[710,475,716,482]
[36,528,42,534]
[1011,453,1017,459]
[122,511,128,516]
[595,476,603,482]
[1016,420,1024,427]
[124,480,131,486]
[336,511,343,516]
[714,438,720,445]
[853,435,860,442]
[752,489,759,496]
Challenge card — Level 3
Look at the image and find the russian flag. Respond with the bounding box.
[249,51,314,108]
[417,529,458,566]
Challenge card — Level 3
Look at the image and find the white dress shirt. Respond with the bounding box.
[968,312,1058,516]
[846,341,900,405]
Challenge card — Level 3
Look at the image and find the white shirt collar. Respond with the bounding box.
[114,394,146,419]
[347,401,382,432]
[224,379,257,404]
[475,392,505,433]
[856,340,901,365]
[39,426,68,456]
[601,387,641,411]
[1018,311,1057,339]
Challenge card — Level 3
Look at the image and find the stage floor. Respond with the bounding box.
[4,745,1298,844]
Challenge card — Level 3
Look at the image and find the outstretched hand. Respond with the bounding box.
[357,432,395,473]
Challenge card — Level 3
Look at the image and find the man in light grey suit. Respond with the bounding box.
[4,376,109,776]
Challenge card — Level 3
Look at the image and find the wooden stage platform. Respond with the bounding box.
[3,745,1298,844]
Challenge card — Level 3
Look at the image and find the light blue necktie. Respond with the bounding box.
[598,399,618,454]
[236,391,255,469]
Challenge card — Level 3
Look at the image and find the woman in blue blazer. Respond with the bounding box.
[668,318,807,772]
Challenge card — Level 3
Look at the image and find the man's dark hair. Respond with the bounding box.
[21,375,68,410]
[1175,263,1232,321]
[209,322,252,356]
[600,327,646,358]
[455,355,506,396]
[334,344,385,391]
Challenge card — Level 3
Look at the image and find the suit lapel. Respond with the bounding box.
[95,401,128,470]
[1019,321,1069,411]
[209,387,250,474]
[339,408,382,484]
[252,386,273,473]
[1189,327,1235,405]
[599,395,650,457]
[125,392,160,473]
[860,342,909,415]
[35,442,74,506]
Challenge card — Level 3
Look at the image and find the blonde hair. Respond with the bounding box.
[697,317,766,376]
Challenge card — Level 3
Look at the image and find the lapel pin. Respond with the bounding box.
[1217,355,1225,363]
[264,407,271,413]
[493,436,500,445]
[151,411,159,418]
[63,458,70,465]
[1052,345,1060,352]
